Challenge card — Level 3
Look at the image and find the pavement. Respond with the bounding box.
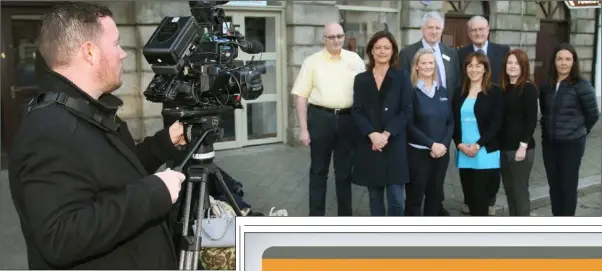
[1,124,600,269]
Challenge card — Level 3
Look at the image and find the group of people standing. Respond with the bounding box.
[292,12,600,217]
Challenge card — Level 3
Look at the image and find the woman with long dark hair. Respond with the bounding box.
[351,31,413,216]
[539,43,599,216]
[499,49,538,216]
[452,51,503,216]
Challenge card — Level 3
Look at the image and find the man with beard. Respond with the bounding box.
[9,2,187,269]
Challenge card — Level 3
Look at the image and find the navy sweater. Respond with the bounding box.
[408,85,454,148]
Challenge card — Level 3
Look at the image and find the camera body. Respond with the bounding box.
[141,0,265,124]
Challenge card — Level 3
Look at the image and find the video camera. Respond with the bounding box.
[141,0,265,134]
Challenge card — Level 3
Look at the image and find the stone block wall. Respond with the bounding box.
[103,1,144,141]
[103,1,193,141]
[489,1,539,78]
[569,8,598,82]
[399,1,443,48]
[285,1,339,146]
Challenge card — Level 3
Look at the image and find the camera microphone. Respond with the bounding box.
[237,39,263,54]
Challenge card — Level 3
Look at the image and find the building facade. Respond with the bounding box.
[1,1,600,156]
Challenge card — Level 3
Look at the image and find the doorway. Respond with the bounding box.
[441,15,472,49]
[1,3,54,169]
[534,21,570,87]
[212,11,284,150]
[533,1,571,87]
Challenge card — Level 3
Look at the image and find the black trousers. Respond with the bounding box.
[459,168,499,216]
[405,147,450,216]
[307,105,354,216]
[462,168,499,207]
[542,136,587,216]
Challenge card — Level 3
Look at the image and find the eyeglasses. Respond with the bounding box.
[469,27,488,34]
[324,34,345,40]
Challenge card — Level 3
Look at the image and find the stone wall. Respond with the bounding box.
[569,8,598,82]
[103,1,144,141]
[96,0,600,145]
[285,1,339,146]
[104,1,193,141]
[489,1,539,78]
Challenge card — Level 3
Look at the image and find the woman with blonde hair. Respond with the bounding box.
[405,48,454,216]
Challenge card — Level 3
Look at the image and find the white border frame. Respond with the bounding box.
[235,217,602,271]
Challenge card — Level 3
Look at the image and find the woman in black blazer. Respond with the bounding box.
[452,51,503,216]
[351,31,413,216]
[405,48,454,216]
[539,43,600,216]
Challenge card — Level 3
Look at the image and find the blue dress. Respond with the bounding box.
[456,98,500,169]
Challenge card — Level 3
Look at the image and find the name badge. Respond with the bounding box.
[440,97,448,102]
[442,54,450,61]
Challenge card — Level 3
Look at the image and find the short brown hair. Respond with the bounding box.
[38,2,113,68]
[365,31,399,71]
[461,51,492,96]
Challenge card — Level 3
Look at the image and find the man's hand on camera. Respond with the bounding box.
[155,168,186,204]
[169,121,187,146]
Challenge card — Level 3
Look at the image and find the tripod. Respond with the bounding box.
[173,120,243,270]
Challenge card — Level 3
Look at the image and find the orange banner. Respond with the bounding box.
[262,259,602,271]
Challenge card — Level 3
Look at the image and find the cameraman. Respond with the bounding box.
[9,2,186,269]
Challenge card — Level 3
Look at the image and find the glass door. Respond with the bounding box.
[214,11,283,150]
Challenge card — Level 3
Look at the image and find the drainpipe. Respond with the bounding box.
[594,7,601,111]
[519,1,525,48]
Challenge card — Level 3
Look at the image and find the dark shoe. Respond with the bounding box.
[439,207,450,216]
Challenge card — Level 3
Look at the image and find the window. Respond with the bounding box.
[340,10,399,62]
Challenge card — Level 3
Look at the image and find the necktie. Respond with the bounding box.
[477,49,485,55]
[434,48,444,88]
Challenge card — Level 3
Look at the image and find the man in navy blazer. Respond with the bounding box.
[456,15,510,216]
[457,16,510,86]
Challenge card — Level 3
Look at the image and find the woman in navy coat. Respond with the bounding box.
[351,31,413,216]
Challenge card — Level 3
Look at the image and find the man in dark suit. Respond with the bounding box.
[399,11,460,216]
[456,15,510,216]
[457,15,510,86]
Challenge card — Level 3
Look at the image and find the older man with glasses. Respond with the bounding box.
[291,23,366,216]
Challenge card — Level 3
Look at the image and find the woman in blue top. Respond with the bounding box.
[452,51,504,216]
[405,48,454,216]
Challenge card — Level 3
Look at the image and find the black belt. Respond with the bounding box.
[310,104,351,115]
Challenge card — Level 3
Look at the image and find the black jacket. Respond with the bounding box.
[452,85,504,153]
[539,79,600,142]
[457,42,510,86]
[499,82,538,151]
[351,68,413,187]
[8,69,180,269]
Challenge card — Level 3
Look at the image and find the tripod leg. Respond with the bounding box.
[179,180,194,270]
[191,173,209,270]
[214,170,243,216]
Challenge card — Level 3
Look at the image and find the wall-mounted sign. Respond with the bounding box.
[564,1,601,9]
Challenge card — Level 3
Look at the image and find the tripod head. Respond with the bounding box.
[172,112,223,172]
